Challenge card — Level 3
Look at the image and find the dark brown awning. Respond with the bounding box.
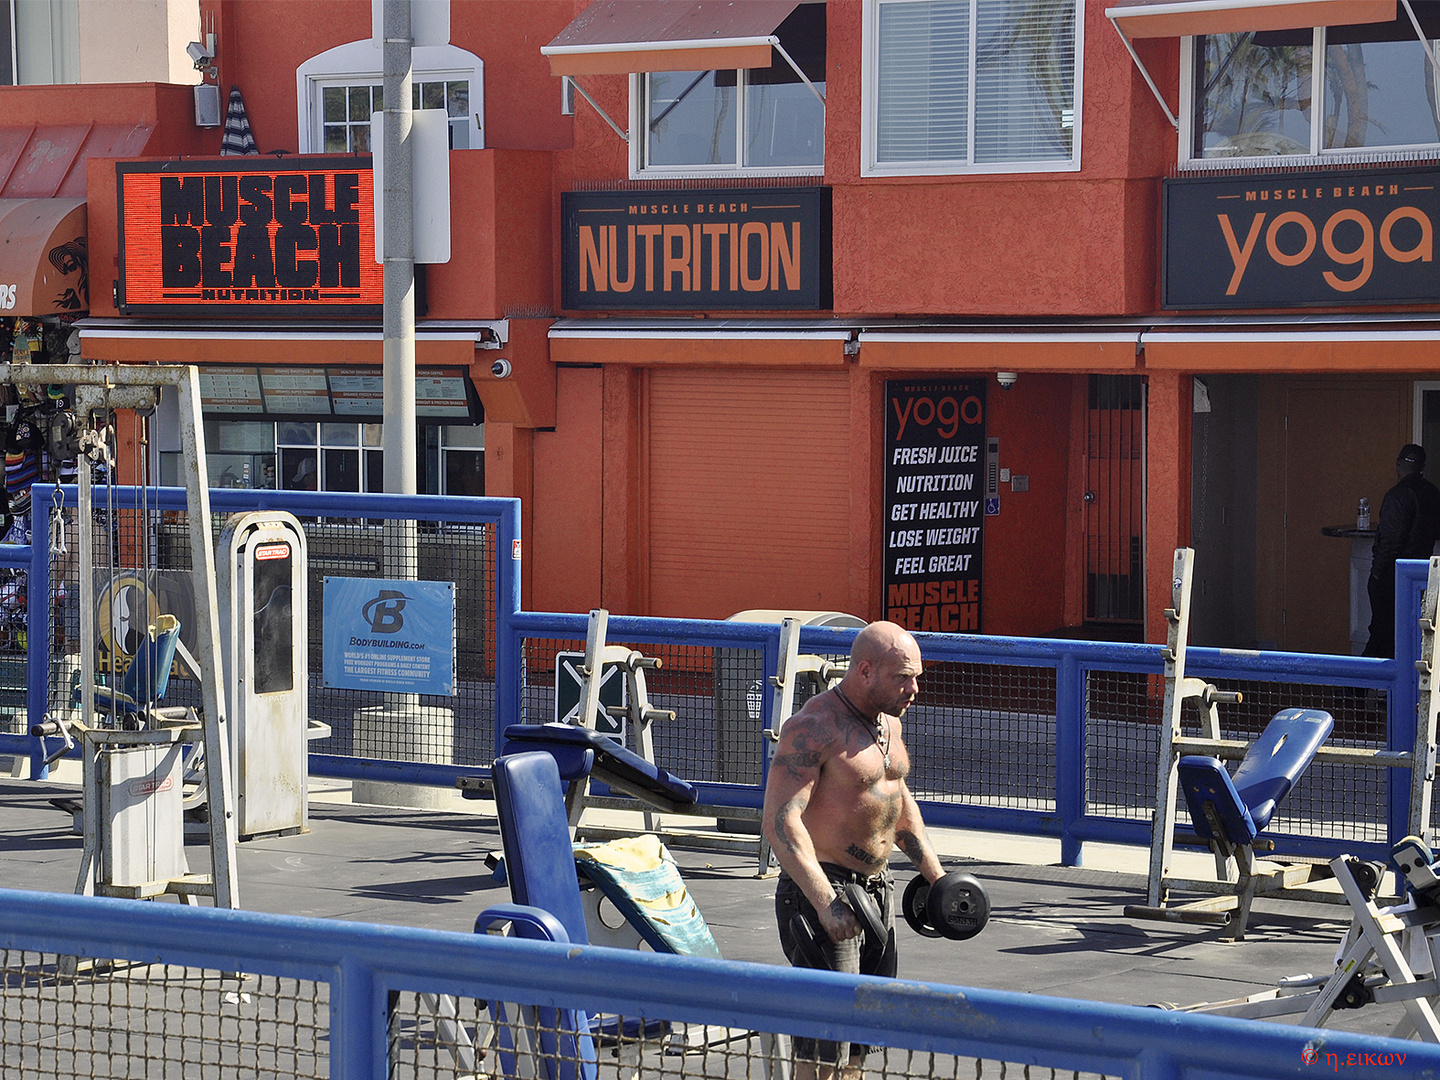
[0,198,87,316]
[542,0,801,76]
[1105,0,1395,38]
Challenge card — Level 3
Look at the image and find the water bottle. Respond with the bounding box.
[1358,497,1371,530]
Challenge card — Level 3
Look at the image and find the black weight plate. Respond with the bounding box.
[788,911,831,969]
[843,882,886,950]
[926,871,990,941]
[901,874,942,938]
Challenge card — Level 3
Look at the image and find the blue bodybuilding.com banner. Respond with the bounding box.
[321,577,456,695]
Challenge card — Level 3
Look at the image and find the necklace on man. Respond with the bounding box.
[832,686,890,769]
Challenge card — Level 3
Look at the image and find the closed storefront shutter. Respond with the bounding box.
[647,368,852,619]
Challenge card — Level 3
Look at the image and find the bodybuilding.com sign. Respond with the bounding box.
[321,577,456,696]
[1163,165,1439,309]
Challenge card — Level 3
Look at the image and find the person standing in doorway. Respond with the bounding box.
[1364,444,1440,657]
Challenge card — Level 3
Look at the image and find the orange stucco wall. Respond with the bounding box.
[61,0,1191,636]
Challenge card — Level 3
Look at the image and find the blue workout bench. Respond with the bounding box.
[479,750,785,1070]
[500,722,699,818]
[1128,707,1334,939]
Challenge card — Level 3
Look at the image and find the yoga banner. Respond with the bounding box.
[882,379,986,635]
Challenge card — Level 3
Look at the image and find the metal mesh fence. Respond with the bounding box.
[0,949,327,1079]
[384,989,1117,1080]
[1084,671,1391,843]
[42,504,498,770]
[904,662,1057,811]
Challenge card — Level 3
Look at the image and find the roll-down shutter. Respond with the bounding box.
[647,368,851,619]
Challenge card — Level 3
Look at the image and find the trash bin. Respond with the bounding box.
[713,610,866,795]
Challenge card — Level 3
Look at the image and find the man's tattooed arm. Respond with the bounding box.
[895,829,925,866]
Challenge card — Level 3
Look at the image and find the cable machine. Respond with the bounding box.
[12,362,238,909]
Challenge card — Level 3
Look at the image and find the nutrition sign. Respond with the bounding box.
[883,379,986,635]
[560,187,831,310]
[1164,165,1440,309]
[116,157,383,316]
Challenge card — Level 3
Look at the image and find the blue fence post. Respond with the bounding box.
[330,956,386,1080]
[757,626,781,789]
[1056,653,1085,867]
[1392,560,1427,846]
[493,498,522,740]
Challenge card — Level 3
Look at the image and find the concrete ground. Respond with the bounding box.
[0,771,1411,1041]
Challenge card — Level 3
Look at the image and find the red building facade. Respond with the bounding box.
[18,0,1439,651]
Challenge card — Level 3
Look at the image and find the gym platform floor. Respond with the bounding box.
[0,775,1397,1037]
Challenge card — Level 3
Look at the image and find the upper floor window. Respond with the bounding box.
[319,79,472,152]
[862,0,1082,176]
[633,2,825,177]
[2,0,79,85]
[297,39,484,153]
[1184,14,1440,165]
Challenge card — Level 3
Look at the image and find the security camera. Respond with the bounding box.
[187,41,215,69]
[491,358,512,379]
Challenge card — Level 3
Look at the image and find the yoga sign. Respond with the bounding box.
[1163,165,1437,309]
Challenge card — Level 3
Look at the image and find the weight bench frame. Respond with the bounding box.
[499,610,844,877]
[1180,852,1440,1041]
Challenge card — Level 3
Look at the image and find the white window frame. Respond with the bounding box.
[628,70,826,180]
[296,38,484,153]
[860,0,1083,178]
[1178,27,1440,171]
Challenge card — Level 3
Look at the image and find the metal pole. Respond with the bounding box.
[382,0,416,499]
[368,1,435,809]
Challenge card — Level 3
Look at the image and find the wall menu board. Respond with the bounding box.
[415,372,473,418]
[198,368,265,413]
[198,365,479,421]
[883,379,986,635]
[260,367,330,414]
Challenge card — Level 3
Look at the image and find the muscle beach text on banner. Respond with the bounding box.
[883,379,986,635]
[560,187,831,311]
[1164,165,1438,309]
[116,156,383,317]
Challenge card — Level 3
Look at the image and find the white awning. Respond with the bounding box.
[1105,0,1395,38]
[1104,1,1398,129]
[542,0,801,76]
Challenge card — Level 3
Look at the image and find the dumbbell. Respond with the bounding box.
[789,883,887,970]
[901,872,990,940]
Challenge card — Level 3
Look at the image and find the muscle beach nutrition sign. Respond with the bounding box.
[561,187,831,310]
[883,379,986,635]
[117,157,383,316]
[1164,165,1440,309]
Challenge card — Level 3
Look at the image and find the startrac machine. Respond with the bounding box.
[217,511,309,839]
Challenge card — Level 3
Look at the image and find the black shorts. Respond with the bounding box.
[775,863,896,1062]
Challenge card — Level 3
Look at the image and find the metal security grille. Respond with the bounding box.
[1083,375,1145,624]
[44,505,498,769]
[0,949,327,1079]
[384,991,1116,1080]
[906,661,1057,810]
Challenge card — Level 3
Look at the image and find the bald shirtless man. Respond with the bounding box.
[761,621,946,1076]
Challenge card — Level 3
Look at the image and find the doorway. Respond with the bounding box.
[1268,380,1410,654]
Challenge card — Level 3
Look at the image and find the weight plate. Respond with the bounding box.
[843,882,886,950]
[926,871,991,941]
[788,912,831,970]
[902,874,942,938]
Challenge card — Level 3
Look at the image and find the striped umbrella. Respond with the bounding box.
[220,85,258,156]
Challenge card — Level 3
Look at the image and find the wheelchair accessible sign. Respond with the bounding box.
[322,577,456,695]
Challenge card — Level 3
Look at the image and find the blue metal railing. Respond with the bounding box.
[0,484,1428,867]
[0,886,1430,1080]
